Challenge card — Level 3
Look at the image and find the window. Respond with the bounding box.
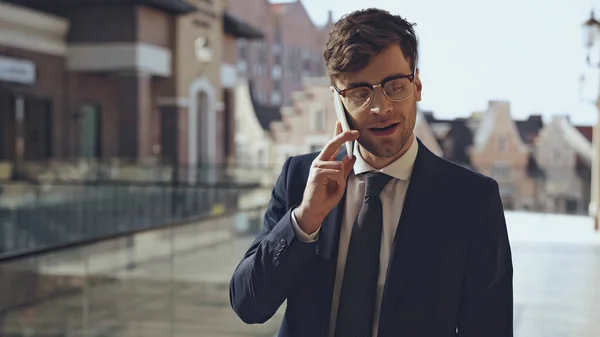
[497,136,507,152]
[258,149,266,167]
[271,91,282,105]
[272,43,282,54]
[553,149,561,161]
[78,103,101,158]
[272,65,282,79]
[237,40,247,59]
[312,109,325,131]
[236,142,246,163]
[491,163,511,182]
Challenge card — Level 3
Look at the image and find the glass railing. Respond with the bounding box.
[4,159,279,186]
[0,206,283,337]
[0,181,268,259]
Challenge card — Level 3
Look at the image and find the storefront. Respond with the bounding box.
[0,3,69,170]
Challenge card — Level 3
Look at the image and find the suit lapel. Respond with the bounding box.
[377,140,443,335]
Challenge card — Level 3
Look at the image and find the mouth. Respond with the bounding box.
[369,122,399,136]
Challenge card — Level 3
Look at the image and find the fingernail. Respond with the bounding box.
[350,130,359,135]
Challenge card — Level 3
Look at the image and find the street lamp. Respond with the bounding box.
[582,9,600,231]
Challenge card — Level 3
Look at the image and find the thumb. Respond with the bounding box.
[343,155,356,178]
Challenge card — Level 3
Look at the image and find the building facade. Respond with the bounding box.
[535,116,593,214]
[1,0,262,184]
[1,0,195,168]
[469,101,544,211]
[226,0,333,106]
[0,1,69,169]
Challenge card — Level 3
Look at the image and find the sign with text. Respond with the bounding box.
[0,55,36,85]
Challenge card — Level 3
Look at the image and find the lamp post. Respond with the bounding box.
[582,10,600,230]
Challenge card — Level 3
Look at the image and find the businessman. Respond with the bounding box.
[230,8,513,337]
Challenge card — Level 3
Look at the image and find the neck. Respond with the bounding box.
[359,135,414,170]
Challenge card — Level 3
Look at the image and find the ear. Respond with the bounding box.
[329,85,335,93]
[414,68,422,102]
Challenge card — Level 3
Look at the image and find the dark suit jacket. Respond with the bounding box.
[230,139,514,337]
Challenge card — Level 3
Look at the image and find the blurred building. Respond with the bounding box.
[414,112,443,157]
[0,1,69,165]
[158,0,263,169]
[535,116,593,214]
[423,113,474,169]
[0,0,263,182]
[468,101,545,211]
[233,81,280,173]
[226,0,333,106]
[0,0,199,163]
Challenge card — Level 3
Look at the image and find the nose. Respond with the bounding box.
[369,86,392,115]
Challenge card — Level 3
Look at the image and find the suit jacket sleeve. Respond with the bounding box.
[458,178,514,337]
[229,156,318,324]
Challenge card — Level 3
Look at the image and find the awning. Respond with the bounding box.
[3,0,198,15]
[223,11,264,39]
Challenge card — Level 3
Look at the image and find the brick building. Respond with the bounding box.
[0,0,263,182]
[0,2,69,167]
[226,0,333,106]
[0,0,196,167]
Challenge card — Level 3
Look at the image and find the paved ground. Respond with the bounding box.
[0,211,599,337]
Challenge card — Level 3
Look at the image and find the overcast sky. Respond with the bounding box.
[275,0,600,125]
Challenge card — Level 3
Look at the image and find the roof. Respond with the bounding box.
[4,0,198,14]
[472,106,496,150]
[556,117,592,165]
[471,101,528,153]
[575,126,593,142]
[248,81,282,131]
[515,115,543,145]
[445,119,474,166]
[223,11,264,39]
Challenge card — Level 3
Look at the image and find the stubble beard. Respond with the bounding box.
[357,102,416,159]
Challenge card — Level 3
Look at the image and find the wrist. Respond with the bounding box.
[294,205,325,234]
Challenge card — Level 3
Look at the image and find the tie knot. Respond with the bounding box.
[363,172,392,198]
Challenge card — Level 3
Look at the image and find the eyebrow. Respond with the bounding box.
[342,71,413,90]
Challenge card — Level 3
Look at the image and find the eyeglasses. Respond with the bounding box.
[333,69,417,112]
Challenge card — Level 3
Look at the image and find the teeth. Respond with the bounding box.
[373,123,394,129]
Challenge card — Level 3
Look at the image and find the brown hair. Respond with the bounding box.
[323,8,418,79]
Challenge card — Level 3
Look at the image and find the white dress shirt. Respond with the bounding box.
[291,136,419,337]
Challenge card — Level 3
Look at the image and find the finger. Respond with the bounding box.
[317,130,359,161]
[342,155,357,177]
[313,160,344,170]
[333,121,341,138]
[312,168,344,184]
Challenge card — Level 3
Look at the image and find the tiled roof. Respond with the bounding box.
[575,126,593,142]
[515,115,543,145]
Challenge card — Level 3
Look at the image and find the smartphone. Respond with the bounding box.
[332,91,354,158]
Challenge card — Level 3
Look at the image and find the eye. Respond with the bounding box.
[388,80,406,92]
[347,87,371,100]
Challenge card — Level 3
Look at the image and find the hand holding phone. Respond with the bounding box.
[332,91,354,158]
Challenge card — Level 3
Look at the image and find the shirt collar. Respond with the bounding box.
[352,135,419,181]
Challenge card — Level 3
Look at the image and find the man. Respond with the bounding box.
[230,8,513,337]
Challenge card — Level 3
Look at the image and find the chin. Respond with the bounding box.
[359,139,404,158]
[360,137,407,158]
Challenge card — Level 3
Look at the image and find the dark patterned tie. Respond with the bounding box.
[334,172,393,337]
